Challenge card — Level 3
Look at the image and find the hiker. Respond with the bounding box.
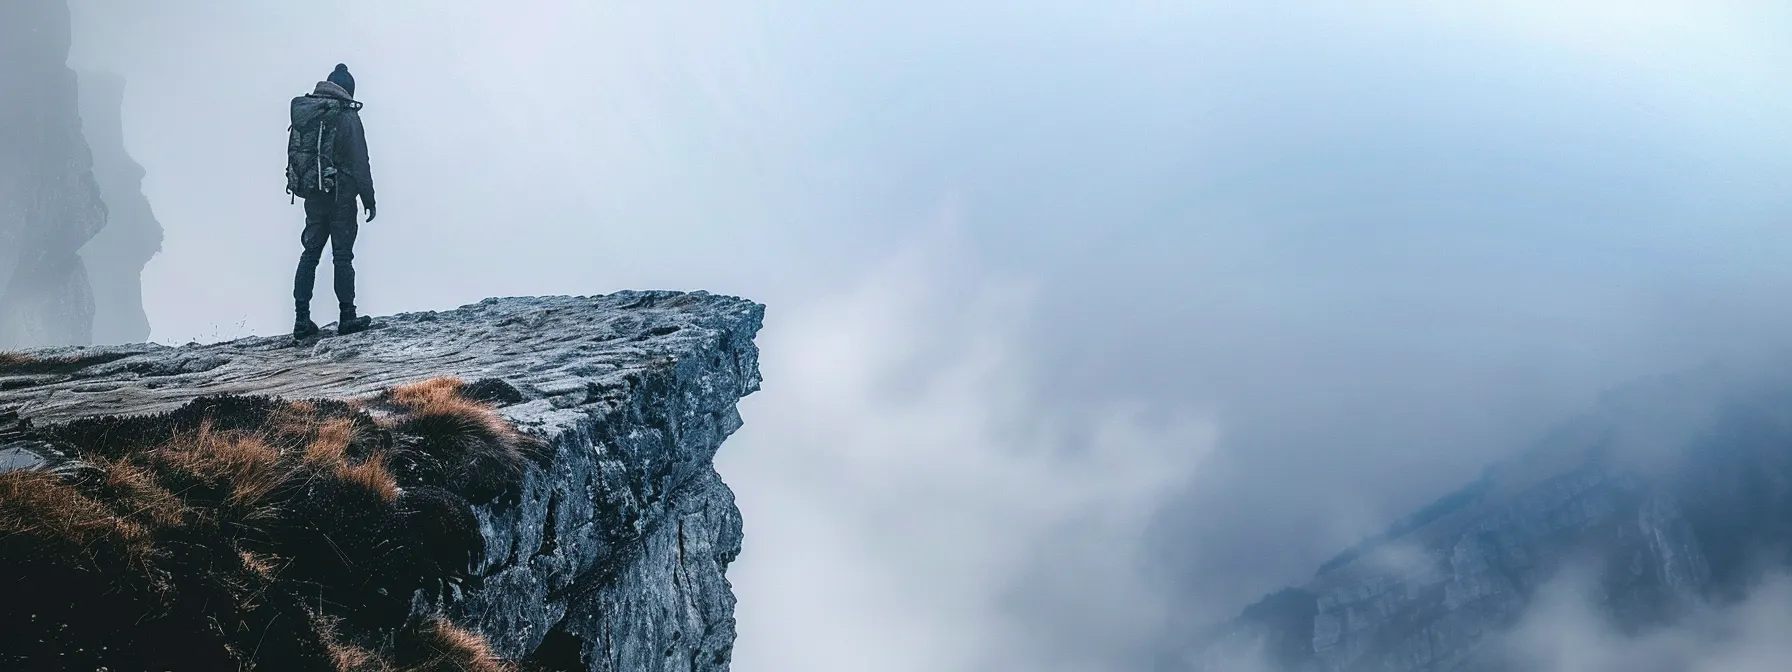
[287,63,377,339]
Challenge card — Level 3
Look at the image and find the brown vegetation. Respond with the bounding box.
[393,617,514,672]
[365,376,545,506]
[0,377,537,671]
[0,469,153,570]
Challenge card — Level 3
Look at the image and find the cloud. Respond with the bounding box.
[1179,568,1792,672]
[56,2,1792,667]
[718,213,1212,671]
[1493,569,1792,672]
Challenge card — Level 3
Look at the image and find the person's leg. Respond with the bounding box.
[293,196,332,326]
[328,188,362,318]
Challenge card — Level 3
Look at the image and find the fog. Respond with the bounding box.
[63,1,1792,669]
[1493,568,1792,672]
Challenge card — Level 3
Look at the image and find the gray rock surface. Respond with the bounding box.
[0,446,47,473]
[0,290,765,671]
[1173,365,1792,672]
[0,0,107,349]
[77,70,162,345]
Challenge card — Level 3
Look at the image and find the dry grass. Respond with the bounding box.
[267,400,323,441]
[151,420,288,517]
[94,461,185,528]
[399,617,513,672]
[0,470,149,563]
[387,378,532,448]
[389,377,469,409]
[374,377,540,505]
[267,402,366,467]
[336,451,401,503]
[307,417,361,465]
[239,550,277,579]
[311,610,388,672]
[3,385,537,670]
[330,642,385,672]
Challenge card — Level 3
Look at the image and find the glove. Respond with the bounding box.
[364,203,377,223]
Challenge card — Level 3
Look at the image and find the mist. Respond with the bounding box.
[61,1,1792,669]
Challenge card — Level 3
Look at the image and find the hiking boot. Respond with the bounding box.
[293,317,320,339]
[337,313,373,335]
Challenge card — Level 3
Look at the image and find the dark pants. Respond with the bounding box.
[293,182,360,319]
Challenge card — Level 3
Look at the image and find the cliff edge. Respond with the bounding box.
[0,291,763,671]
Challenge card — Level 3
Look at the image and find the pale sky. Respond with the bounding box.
[64,2,1792,669]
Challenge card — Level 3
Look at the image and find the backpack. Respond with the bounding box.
[285,93,362,201]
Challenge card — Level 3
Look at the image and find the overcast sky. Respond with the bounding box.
[63,1,1792,669]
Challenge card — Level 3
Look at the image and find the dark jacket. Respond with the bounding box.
[310,80,376,209]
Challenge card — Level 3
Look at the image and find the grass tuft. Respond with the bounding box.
[375,377,542,505]
[395,616,514,672]
[1,382,537,670]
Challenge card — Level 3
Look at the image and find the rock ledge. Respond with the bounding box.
[1,290,765,671]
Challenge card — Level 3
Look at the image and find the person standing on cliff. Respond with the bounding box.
[286,63,377,339]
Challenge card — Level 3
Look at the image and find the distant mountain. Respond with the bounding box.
[1171,361,1792,671]
[77,70,162,345]
[0,0,107,348]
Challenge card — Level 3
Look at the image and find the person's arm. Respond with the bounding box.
[344,111,377,218]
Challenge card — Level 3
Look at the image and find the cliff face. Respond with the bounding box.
[1175,365,1792,672]
[77,70,162,345]
[0,0,108,349]
[0,291,763,671]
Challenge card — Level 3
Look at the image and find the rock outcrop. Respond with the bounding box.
[0,0,108,349]
[1173,364,1792,672]
[0,291,764,671]
[77,70,162,345]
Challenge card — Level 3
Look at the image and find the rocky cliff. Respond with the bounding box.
[0,291,763,671]
[0,0,108,349]
[77,70,162,345]
[1173,363,1792,672]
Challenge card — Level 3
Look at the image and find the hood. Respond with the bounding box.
[310,80,357,103]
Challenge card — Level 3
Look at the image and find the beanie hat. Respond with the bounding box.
[327,63,356,97]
